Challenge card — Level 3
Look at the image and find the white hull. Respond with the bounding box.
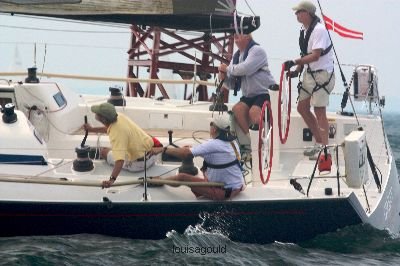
[0,80,399,242]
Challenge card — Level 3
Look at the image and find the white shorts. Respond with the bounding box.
[298,70,335,107]
[106,151,156,172]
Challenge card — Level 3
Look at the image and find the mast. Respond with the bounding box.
[126,25,234,101]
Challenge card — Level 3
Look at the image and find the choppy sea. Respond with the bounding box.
[1,113,399,266]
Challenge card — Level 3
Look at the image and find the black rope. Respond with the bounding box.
[362,184,371,213]
[335,145,341,196]
[80,116,88,148]
[143,151,148,201]
[211,78,226,115]
[366,145,382,192]
[306,148,323,197]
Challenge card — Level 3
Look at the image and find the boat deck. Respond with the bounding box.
[0,84,393,227]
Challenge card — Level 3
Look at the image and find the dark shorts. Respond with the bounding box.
[240,93,270,108]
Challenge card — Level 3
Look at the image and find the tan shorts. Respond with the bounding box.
[298,70,335,107]
[106,151,156,172]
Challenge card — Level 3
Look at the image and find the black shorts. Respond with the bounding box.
[240,93,270,108]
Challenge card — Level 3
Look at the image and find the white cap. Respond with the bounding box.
[211,116,230,131]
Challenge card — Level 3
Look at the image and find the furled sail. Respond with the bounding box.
[0,0,260,33]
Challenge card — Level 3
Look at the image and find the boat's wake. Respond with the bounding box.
[166,211,233,251]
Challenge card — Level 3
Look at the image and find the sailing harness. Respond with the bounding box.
[297,16,334,100]
[200,141,243,173]
[232,39,258,96]
[199,137,244,199]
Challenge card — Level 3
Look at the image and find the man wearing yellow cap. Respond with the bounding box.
[283,0,335,159]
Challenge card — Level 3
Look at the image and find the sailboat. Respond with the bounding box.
[0,1,399,244]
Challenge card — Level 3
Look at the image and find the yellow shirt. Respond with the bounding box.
[107,113,153,161]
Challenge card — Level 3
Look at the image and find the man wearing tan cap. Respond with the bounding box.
[83,102,159,188]
[283,0,335,160]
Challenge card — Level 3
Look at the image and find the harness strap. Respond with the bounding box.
[230,141,245,173]
[298,69,334,98]
[230,142,241,160]
[308,69,335,94]
[201,159,239,170]
[201,141,243,172]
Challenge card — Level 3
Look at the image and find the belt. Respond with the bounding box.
[224,186,243,198]
[306,68,325,74]
[136,152,153,161]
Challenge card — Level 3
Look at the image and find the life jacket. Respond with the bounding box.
[299,16,332,58]
[232,39,258,95]
[297,16,334,98]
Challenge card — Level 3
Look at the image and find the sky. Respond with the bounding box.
[0,0,399,113]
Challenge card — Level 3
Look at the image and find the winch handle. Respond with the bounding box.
[81,115,88,148]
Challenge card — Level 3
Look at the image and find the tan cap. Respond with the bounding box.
[292,1,316,15]
[91,103,117,122]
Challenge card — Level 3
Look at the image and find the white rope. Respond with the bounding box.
[39,43,47,82]
[240,15,245,35]
[244,0,257,16]
[233,10,239,35]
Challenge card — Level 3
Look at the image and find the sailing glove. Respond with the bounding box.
[284,60,296,71]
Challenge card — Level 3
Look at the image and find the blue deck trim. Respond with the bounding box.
[0,154,47,165]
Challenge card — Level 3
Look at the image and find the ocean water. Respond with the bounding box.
[0,114,399,266]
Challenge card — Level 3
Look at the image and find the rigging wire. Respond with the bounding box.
[40,43,47,81]
[244,0,257,16]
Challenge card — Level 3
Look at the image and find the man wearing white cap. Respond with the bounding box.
[151,116,244,200]
[283,0,335,159]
